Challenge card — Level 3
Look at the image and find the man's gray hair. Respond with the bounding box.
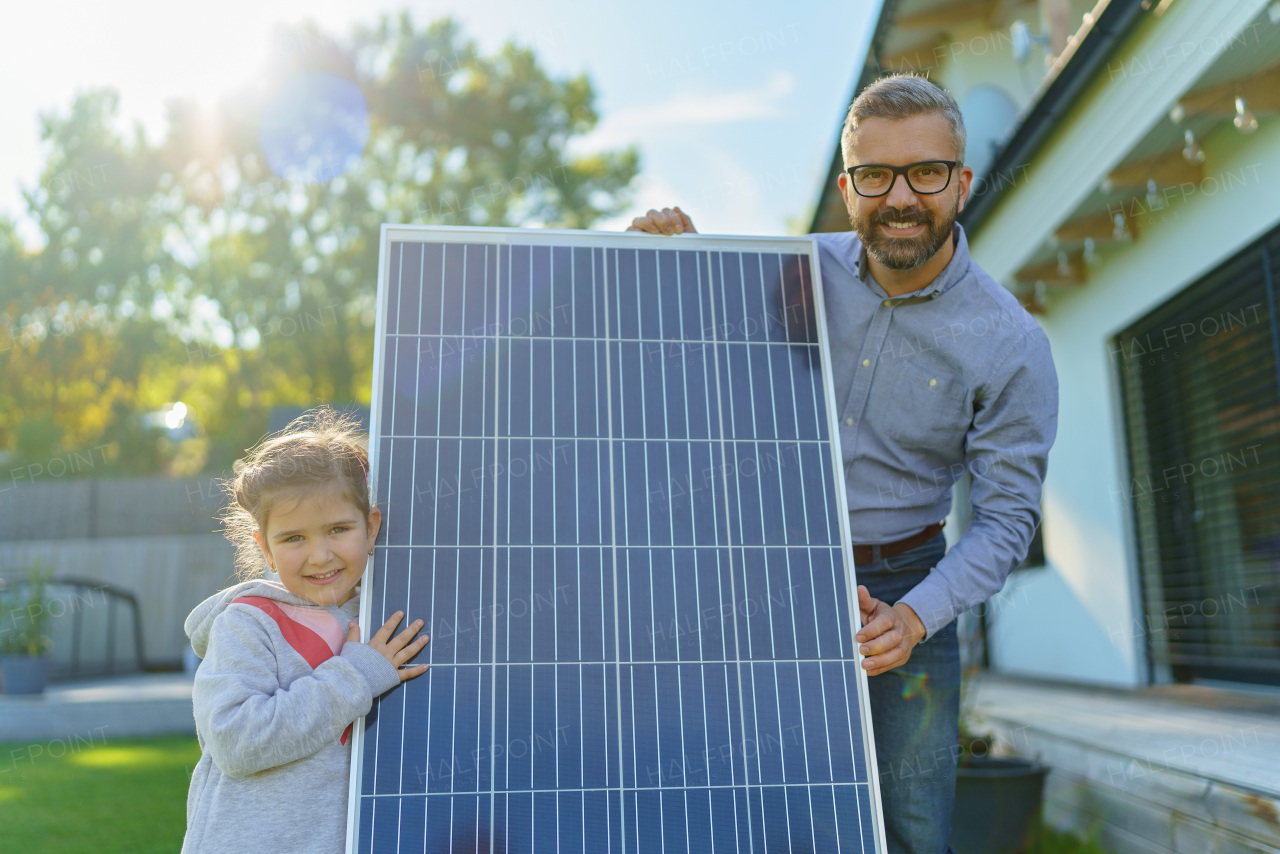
[840,74,966,167]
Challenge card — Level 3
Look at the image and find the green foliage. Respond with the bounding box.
[0,734,201,853]
[0,14,638,476]
[0,562,54,656]
[1033,825,1112,854]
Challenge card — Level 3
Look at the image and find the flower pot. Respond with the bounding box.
[1,654,50,695]
[950,755,1048,854]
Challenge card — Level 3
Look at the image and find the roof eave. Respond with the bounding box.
[807,0,901,235]
[958,0,1151,234]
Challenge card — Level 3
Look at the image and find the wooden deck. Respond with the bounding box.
[968,673,1280,853]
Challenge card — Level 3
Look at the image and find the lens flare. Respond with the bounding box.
[259,72,370,184]
[900,670,929,701]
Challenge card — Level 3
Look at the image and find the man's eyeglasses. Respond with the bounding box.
[844,160,960,197]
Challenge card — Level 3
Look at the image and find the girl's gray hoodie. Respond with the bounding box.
[181,579,400,853]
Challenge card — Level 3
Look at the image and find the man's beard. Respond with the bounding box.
[850,197,958,271]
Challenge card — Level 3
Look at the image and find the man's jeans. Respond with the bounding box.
[857,532,959,854]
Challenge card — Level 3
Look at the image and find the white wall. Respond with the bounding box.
[984,115,1280,686]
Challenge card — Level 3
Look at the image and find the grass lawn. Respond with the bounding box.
[0,734,200,854]
[0,731,1111,854]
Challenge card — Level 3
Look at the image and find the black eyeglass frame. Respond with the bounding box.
[843,160,962,197]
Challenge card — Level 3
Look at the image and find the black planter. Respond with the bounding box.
[949,755,1049,854]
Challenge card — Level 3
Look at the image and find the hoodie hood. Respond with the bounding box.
[185,579,361,658]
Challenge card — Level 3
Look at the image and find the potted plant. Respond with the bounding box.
[0,562,54,695]
[949,603,1049,854]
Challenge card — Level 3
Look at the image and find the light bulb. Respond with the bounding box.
[1182,129,1205,163]
[1234,97,1258,134]
[1057,251,1071,276]
[1146,179,1164,210]
[1083,237,1097,264]
[1113,213,1130,242]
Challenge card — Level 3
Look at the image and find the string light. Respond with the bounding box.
[1113,213,1131,242]
[1083,237,1097,264]
[1182,129,1205,163]
[1146,179,1164,210]
[1234,96,1258,134]
[1057,251,1072,276]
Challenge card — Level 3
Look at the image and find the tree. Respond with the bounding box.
[0,14,638,477]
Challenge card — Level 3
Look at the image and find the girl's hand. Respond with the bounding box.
[348,612,429,683]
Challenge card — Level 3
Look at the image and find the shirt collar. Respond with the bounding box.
[854,222,972,302]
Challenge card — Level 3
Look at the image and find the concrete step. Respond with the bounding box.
[969,674,1280,854]
[0,672,194,744]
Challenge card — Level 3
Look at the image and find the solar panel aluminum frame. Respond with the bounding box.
[347,223,887,853]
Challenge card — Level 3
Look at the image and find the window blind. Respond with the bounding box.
[1116,227,1280,685]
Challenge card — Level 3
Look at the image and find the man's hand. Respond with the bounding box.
[627,206,697,235]
[855,585,926,676]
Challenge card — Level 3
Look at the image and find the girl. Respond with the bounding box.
[182,407,428,853]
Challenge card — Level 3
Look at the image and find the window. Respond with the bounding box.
[1116,226,1280,686]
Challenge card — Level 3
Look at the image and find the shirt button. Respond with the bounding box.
[845,417,855,426]
[882,300,892,307]
[862,359,870,367]
[929,378,938,387]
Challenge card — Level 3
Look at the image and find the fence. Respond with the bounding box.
[0,476,237,673]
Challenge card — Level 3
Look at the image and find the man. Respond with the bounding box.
[628,73,1058,854]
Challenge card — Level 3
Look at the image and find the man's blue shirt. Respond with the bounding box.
[814,224,1059,638]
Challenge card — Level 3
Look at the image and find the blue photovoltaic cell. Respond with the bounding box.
[353,232,881,854]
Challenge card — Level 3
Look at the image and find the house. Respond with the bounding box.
[810,1,1280,851]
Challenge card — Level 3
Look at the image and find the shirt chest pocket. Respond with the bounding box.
[883,360,971,454]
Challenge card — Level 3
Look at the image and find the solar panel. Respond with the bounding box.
[348,226,886,854]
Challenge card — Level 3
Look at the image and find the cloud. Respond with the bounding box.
[582,70,797,149]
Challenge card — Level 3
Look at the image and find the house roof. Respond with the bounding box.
[957,0,1149,232]
[808,0,902,235]
[810,0,1150,235]
[990,4,1280,306]
[808,0,1280,309]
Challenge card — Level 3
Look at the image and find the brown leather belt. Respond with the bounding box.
[852,521,945,565]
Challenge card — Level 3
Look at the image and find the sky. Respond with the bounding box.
[0,0,880,246]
